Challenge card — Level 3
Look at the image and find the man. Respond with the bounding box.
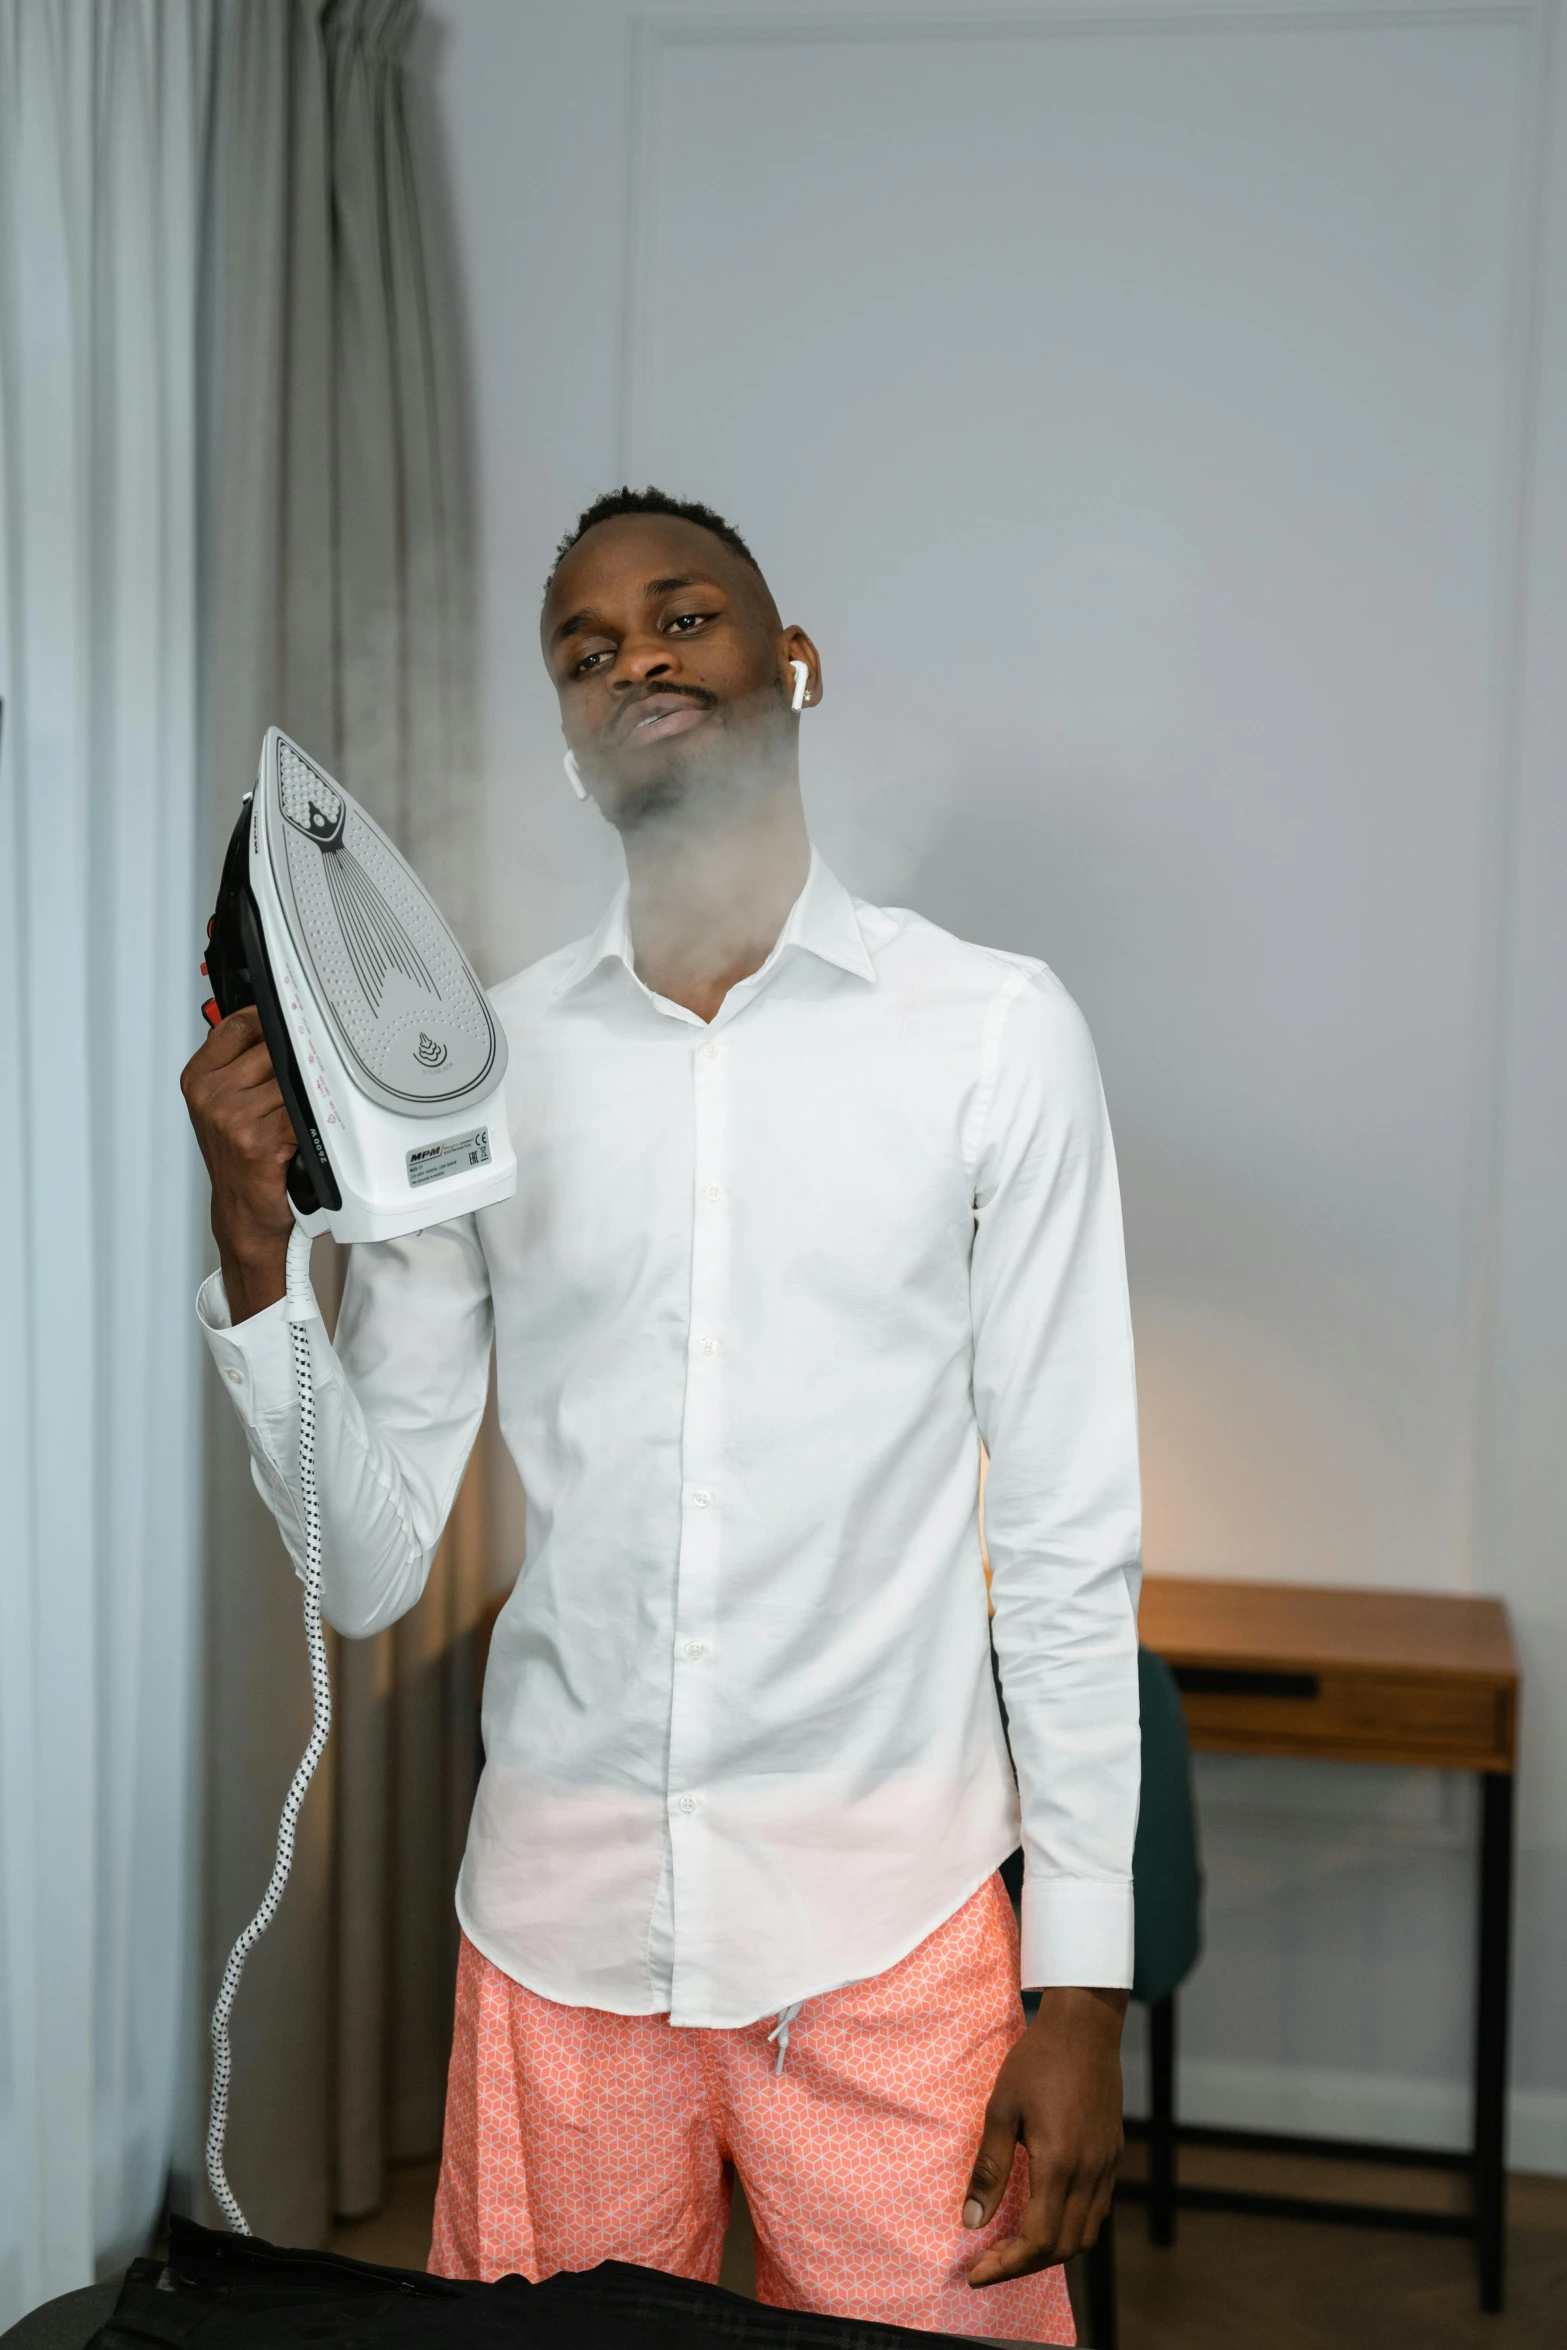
[182,489,1141,2344]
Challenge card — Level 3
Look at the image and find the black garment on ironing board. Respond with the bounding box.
[82,2220,986,2350]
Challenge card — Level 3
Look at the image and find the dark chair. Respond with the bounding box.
[1078,1645,1204,2348]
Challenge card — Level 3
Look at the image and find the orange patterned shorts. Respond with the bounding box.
[430,1871,1074,2343]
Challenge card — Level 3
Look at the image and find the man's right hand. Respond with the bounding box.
[181,1006,297,1321]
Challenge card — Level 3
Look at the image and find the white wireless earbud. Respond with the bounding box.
[789,660,810,714]
[563,749,589,802]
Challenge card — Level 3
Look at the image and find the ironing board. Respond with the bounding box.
[1,2224,1055,2350]
[0,2281,122,2350]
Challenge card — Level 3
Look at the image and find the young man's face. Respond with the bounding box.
[541,514,810,833]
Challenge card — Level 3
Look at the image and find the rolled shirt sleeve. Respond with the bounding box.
[971,964,1143,1990]
[197,1214,494,1638]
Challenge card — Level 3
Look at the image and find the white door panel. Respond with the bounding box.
[625,12,1533,1591]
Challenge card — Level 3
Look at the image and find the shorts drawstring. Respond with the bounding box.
[767,2001,805,2075]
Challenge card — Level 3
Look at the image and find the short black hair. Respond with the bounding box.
[548,486,763,591]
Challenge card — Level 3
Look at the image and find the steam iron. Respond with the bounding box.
[205,728,516,1242]
[200,731,516,2232]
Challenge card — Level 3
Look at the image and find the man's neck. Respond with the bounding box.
[624,781,811,1024]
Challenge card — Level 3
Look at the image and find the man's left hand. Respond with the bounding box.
[962,1984,1128,2286]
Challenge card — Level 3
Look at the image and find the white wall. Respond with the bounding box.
[420,0,1567,2170]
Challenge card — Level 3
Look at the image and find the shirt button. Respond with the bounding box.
[698,1336,719,1355]
[700,1040,719,1060]
[224,1367,244,1387]
[704,1184,723,1203]
[684,1640,707,1660]
[677,1793,699,1814]
[691,1489,712,1509]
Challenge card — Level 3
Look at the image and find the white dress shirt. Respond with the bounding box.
[200,853,1142,2029]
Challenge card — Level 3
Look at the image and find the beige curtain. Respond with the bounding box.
[198,0,509,2244]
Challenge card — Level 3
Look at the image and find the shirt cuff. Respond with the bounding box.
[196,1269,298,1420]
[1019,1877,1135,1991]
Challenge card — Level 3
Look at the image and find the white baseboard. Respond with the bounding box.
[1121,2047,1567,2177]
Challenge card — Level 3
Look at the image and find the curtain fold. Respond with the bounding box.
[0,0,210,2321]
[199,0,498,2246]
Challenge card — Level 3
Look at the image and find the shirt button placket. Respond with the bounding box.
[666,1029,731,2012]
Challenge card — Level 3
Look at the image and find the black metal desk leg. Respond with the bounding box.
[1474,1770,1514,2313]
[1148,1994,1177,2246]
[1083,2203,1118,2350]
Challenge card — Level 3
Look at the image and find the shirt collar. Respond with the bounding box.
[555,878,635,997]
[552,848,876,1003]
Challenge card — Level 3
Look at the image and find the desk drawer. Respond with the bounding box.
[1174,1667,1514,1771]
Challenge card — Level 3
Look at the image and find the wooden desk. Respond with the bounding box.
[1137,1574,1520,2312]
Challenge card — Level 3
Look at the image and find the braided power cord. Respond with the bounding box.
[204,1222,331,2233]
